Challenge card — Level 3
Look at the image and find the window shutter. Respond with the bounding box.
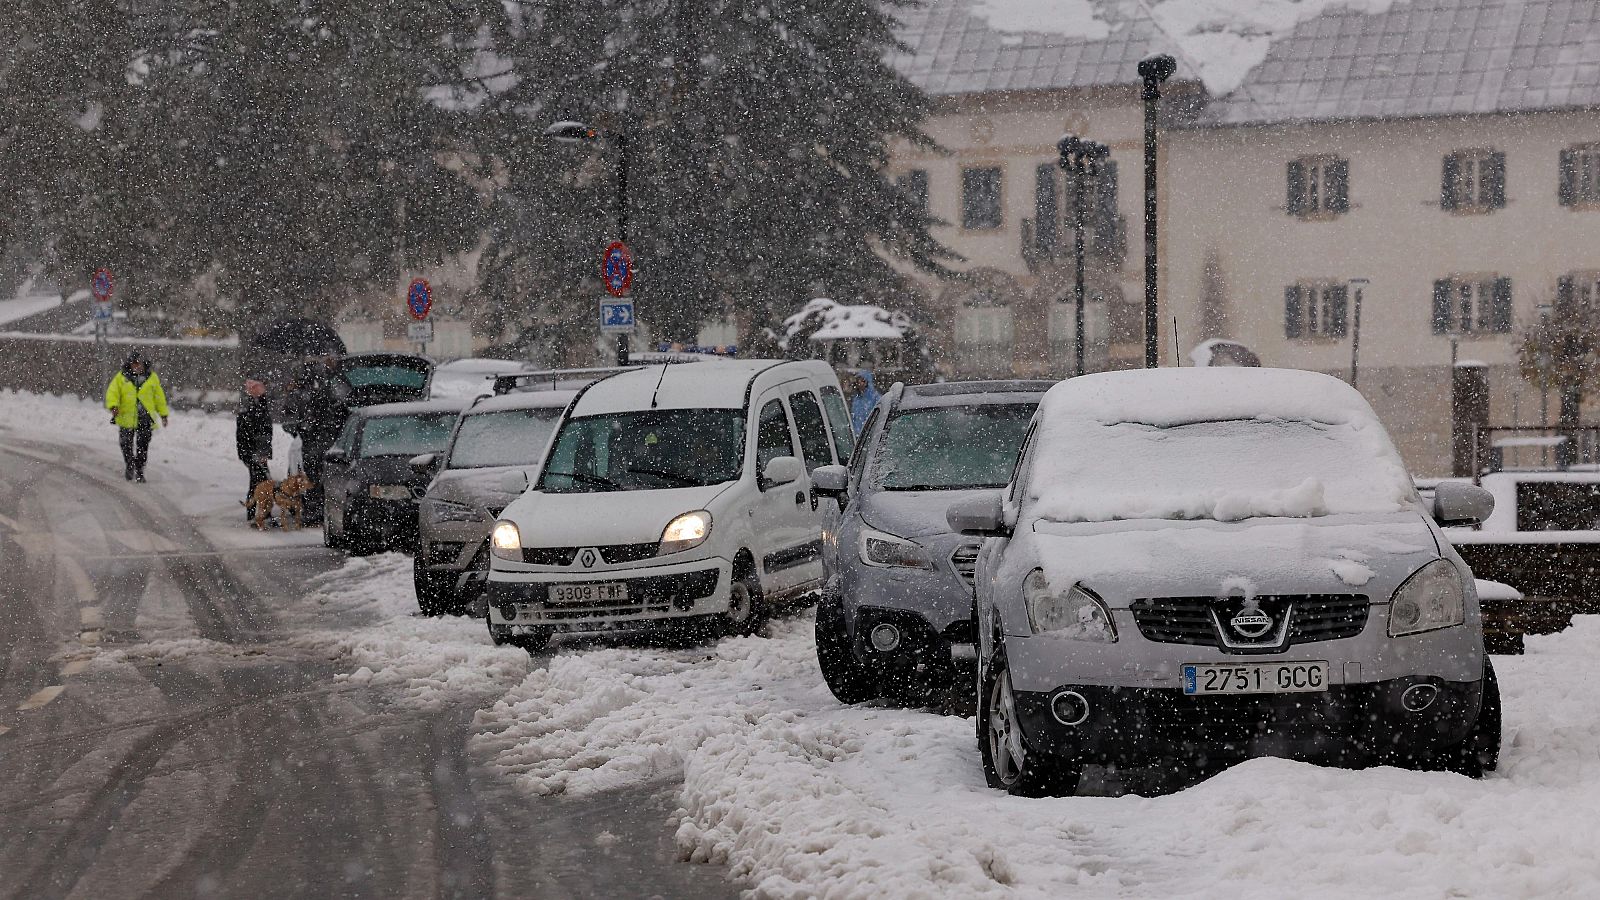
[1284,285,1303,338]
[1440,153,1460,211]
[1328,285,1350,336]
[1286,160,1306,215]
[1034,164,1058,251]
[1432,280,1453,334]
[1326,158,1350,213]
[1490,277,1513,332]
[1559,149,1578,206]
[1557,274,1575,319]
[1094,160,1119,255]
[1485,151,1506,209]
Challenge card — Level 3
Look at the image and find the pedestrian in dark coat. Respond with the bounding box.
[284,355,350,525]
[237,379,274,522]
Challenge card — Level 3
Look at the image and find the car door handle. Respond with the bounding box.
[794,491,806,506]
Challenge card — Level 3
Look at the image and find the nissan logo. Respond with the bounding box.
[1229,602,1274,639]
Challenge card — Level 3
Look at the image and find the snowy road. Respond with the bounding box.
[0,407,736,900]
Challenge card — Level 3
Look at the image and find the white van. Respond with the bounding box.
[484,359,855,650]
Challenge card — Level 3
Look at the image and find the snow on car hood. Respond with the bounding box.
[502,483,734,549]
[1030,510,1442,607]
[859,489,990,539]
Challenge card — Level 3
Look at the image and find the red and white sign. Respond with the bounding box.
[91,268,114,301]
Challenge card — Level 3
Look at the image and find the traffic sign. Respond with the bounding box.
[601,242,633,297]
[407,320,434,343]
[91,269,114,300]
[406,279,432,320]
[93,301,113,321]
[600,299,635,334]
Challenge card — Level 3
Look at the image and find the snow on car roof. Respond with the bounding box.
[1029,367,1415,523]
[354,398,469,419]
[465,389,577,415]
[572,359,792,415]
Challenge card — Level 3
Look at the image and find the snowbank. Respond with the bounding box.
[1028,368,1415,523]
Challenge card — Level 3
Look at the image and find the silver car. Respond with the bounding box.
[950,368,1501,796]
[411,390,575,616]
[812,381,1051,704]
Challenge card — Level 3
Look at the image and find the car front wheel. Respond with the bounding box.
[413,565,458,617]
[979,655,1082,798]
[816,592,878,704]
[722,568,764,637]
[1412,658,1502,778]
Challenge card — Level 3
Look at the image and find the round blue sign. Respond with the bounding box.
[406,279,432,320]
[602,242,633,297]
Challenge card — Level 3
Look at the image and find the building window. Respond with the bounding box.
[955,304,1013,371]
[1286,156,1349,217]
[1284,282,1349,338]
[1559,144,1600,207]
[898,169,929,217]
[961,167,1002,229]
[1557,273,1600,321]
[1432,276,1512,334]
[1442,149,1505,212]
[1034,164,1058,251]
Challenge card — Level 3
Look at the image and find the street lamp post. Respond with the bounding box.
[1058,135,1109,378]
[1137,54,1176,369]
[1349,277,1369,389]
[546,120,632,365]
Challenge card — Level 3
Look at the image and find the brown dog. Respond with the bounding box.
[274,473,312,530]
[249,479,277,529]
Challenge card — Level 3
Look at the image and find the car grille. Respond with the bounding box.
[520,542,661,566]
[527,568,721,621]
[950,545,980,588]
[1130,595,1368,652]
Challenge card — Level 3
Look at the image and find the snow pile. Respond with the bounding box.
[779,297,910,349]
[293,553,533,709]
[1028,368,1415,523]
[0,292,71,326]
[474,612,1600,897]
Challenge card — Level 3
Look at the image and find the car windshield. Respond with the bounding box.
[874,403,1036,490]
[357,413,458,458]
[538,409,744,493]
[346,365,428,389]
[447,407,564,469]
[1030,417,1414,523]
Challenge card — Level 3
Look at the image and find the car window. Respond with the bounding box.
[1009,423,1038,507]
[447,407,564,469]
[788,389,833,470]
[873,403,1037,490]
[344,365,428,389]
[357,413,458,458]
[537,409,745,493]
[756,399,797,474]
[820,386,855,463]
[848,407,880,490]
[334,416,359,455]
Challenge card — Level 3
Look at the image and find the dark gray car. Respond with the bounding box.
[321,399,467,554]
[812,380,1051,704]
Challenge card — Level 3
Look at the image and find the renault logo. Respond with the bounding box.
[578,548,598,568]
[1229,600,1274,639]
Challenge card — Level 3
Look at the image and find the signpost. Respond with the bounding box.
[600,299,635,334]
[601,242,634,364]
[91,268,114,344]
[406,279,432,353]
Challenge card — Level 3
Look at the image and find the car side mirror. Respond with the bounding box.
[811,464,849,500]
[499,470,530,496]
[947,491,1010,537]
[761,455,803,490]
[408,452,438,476]
[1432,481,1494,527]
[323,447,348,464]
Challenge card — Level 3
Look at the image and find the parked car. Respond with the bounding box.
[322,399,468,553]
[950,367,1501,797]
[412,390,577,616]
[339,352,434,407]
[484,359,854,651]
[811,380,1052,704]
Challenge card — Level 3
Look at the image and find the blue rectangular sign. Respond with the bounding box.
[600,300,635,333]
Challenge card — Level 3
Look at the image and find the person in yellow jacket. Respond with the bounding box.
[105,351,170,482]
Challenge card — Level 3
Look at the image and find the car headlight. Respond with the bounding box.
[1023,569,1116,642]
[858,527,933,570]
[369,484,413,500]
[427,499,486,524]
[1389,558,1466,636]
[490,520,522,561]
[658,510,712,555]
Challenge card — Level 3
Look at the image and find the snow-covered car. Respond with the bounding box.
[950,368,1502,796]
[410,390,576,616]
[321,399,467,554]
[812,380,1051,704]
[483,360,854,651]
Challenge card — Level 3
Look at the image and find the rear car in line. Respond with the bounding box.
[950,368,1501,796]
[321,399,466,554]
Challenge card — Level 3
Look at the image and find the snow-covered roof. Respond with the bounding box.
[466,389,577,414]
[893,0,1600,124]
[780,297,910,348]
[570,360,795,415]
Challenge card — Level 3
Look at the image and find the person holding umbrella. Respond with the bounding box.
[105,350,169,482]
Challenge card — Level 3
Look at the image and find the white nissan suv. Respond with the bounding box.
[484,359,854,651]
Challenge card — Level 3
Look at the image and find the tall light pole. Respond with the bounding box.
[1348,277,1369,388]
[546,120,632,365]
[1058,135,1109,378]
[1138,54,1176,369]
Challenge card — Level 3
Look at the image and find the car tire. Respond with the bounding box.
[722,566,764,637]
[414,566,457,617]
[322,512,346,550]
[1418,658,1502,778]
[978,654,1082,798]
[815,592,878,704]
[488,622,552,653]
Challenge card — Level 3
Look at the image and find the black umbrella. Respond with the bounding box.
[246,318,346,357]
